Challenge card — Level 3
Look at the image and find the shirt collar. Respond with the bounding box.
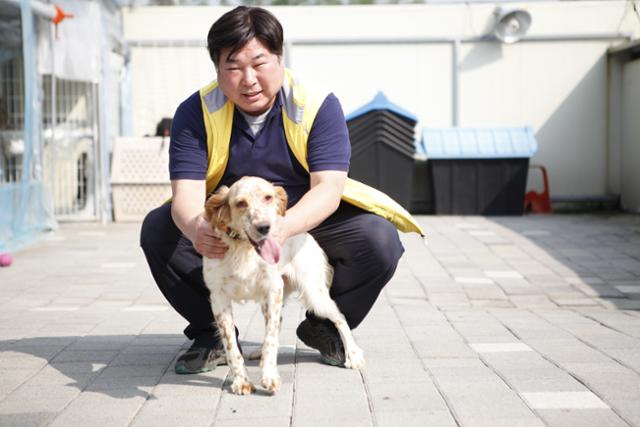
[233,93,283,133]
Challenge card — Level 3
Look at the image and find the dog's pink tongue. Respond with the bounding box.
[258,238,281,265]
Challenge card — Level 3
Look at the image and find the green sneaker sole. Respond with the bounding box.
[320,355,345,367]
[174,364,214,375]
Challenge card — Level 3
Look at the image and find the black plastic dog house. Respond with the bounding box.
[346,92,417,210]
[416,127,539,215]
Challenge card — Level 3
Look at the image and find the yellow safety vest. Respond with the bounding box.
[199,69,424,236]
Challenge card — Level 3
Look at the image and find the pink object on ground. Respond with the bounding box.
[0,253,12,267]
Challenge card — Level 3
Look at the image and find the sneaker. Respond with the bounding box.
[175,331,243,375]
[296,317,346,367]
[174,344,227,375]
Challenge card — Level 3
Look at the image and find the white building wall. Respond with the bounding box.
[122,1,639,199]
[621,58,640,212]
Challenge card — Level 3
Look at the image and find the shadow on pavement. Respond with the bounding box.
[0,334,295,400]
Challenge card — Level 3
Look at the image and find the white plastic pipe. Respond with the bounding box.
[0,0,71,24]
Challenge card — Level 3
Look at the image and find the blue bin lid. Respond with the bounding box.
[345,91,418,123]
[416,126,538,159]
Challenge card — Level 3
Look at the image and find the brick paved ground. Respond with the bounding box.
[1,214,639,426]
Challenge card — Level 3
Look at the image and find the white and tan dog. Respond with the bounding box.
[203,176,364,395]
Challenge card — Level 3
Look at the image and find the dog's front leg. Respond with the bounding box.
[211,295,254,395]
[260,276,284,393]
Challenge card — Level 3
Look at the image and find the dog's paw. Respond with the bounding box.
[261,374,281,393]
[230,377,255,395]
[344,347,365,370]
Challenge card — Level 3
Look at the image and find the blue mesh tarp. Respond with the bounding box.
[0,0,57,253]
[0,182,56,252]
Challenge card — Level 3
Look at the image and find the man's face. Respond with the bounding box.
[217,38,285,116]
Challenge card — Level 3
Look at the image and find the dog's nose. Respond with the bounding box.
[255,223,271,236]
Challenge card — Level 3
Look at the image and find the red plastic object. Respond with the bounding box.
[524,164,552,213]
[53,5,73,25]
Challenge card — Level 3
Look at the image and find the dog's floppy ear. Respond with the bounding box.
[274,186,288,216]
[204,186,231,228]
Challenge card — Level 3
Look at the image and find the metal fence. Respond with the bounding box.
[0,57,24,184]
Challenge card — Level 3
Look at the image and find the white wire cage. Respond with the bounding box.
[1,0,124,228]
[0,55,99,219]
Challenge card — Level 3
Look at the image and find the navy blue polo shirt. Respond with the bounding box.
[169,90,351,207]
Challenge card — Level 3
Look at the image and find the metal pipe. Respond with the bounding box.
[126,32,633,48]
[50,23,57,209]
[452,39,460,127]
[91,82,100,221]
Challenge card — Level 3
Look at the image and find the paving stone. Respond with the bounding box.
[47,391,148,427]
[368,381,449,413]
[355,336,417,360]
[375,410,457,427]
[292,414,373,427]
[575,285,626,298]
[48,361,107,375]
[363,358,429,384]
[412,339,476,358]
[22,366,97,388]
[614,399,640,426]
[432,373,542,426]
[496,280,545,296]
[601,348,640,371]
[470,343,533,353]
[456,277,495,285]
[215,383,293,420]
[510,295,557,308]
[465,287,509,300]
[601,299,640,310]
[0,369,39,399]
[470,300,515,308]
[520,391,608,409]
[293,379,371,426]
[109,351,176,367]
[426,293,471,308]
[86,374,161,391]
[522,339,613,364]
[52,350,119,364]
[66,336,135,351]
[215,417,290,427]
[551,297,601,307]
[151,373,227,398]
[1,384,81,406]
[537,409,629,427]
[422,357,494,380]
[0,411,58,427]
[566,366,640,407]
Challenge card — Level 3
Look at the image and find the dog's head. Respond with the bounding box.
[204,177,288,264]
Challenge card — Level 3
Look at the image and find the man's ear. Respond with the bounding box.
[274,186,288,216]
[204,186,230,227]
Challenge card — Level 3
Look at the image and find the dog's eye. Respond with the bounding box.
[264,195,273,202]
[235,200,248,209]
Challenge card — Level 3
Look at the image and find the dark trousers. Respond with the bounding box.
[139,201,404,344]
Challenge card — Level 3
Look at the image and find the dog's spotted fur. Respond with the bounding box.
[203,176,364,395]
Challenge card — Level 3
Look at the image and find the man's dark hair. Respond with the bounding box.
[207,6,284,68]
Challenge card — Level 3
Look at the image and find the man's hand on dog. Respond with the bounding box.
[194,214,228,259]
